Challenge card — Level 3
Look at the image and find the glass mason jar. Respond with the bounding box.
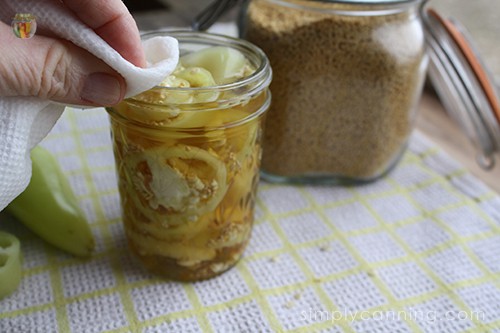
[11,13,37,39]
[240,0,429,183]
[106,31,272,281]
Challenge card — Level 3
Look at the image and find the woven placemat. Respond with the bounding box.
[1,107,499,333]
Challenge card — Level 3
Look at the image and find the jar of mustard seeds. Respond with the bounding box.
[239,0,428,183]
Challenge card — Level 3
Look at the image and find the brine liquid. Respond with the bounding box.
[109,92,267,281]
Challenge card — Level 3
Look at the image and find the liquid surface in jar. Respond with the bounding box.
[110,47,266,281]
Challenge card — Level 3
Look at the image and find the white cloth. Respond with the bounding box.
[0,0,179,211]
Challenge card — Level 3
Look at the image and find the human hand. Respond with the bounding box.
[0,0,145,106]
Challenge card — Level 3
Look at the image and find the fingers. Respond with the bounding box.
[0,22,125,106]
[0,0,145,104]
[62,0,146,67]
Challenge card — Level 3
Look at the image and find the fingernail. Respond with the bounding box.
[81,73,124,105]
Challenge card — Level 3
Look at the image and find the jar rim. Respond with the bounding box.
[308,0,420,3]
[259,0,425,14]
[107,30,272,130]
[297,0,421,3]
[136,30,272,95]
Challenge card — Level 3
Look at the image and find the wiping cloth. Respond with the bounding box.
[0,0,179,211]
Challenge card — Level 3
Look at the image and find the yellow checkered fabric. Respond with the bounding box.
[1,107,499,333]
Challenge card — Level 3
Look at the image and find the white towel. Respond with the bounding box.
[0,0,179,211]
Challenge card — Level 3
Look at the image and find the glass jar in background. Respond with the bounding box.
[240,0,429,183]
[107,31,272,281]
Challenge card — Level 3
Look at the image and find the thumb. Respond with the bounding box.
[0,23,126,106]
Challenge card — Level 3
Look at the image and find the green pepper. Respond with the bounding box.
[0,231,22,299]
[7,146,94,257]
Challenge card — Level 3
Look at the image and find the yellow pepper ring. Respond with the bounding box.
[130,210,213,241]
[126,227,217,263]
[125,144,228,227]
[0,231,22,299]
